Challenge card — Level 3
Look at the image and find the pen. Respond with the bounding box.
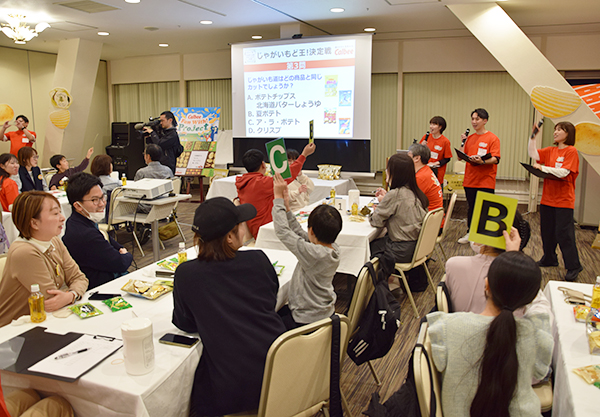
[54,348,90,360]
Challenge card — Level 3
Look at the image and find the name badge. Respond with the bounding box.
[22,137,29,143]
[434,145,442,151]
[477,148,487,156]
[430,151,439,160]
[479,142,488,148]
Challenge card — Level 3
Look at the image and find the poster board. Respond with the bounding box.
[469,192,518,250]
[173,107,221,176]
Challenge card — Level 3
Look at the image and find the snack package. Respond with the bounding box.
[102,296,133,312]
[69,303,103,319]
[573,364,600,389]
[121,279,173,300]
[589,330,600,355]
[574,305,591,322]
[317,164,342,180]
[156,258,179,271]
[154,279,174,289]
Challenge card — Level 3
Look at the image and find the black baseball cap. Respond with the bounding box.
[192,197,256,241]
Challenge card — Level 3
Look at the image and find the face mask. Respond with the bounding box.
[470,242,483,254]
[80,204,105,223]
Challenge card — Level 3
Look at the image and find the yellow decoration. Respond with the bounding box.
[0,104,14,123]
[50,87,72,109]
[50,109,70,129]
[530,86,581,118]
[575,122,600,156]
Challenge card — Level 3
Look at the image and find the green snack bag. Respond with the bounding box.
[69,302,103,319]
[102,296,132,312]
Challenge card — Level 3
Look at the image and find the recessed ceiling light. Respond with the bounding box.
[252,35,262,40]
[200,20,213,25]
[330,8,344,13]
[159,43,169,47]
[125,0,140,4]
[364,28,376,32]
[98,31,109,36]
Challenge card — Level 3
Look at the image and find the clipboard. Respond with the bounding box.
[520,162,564,180]
[455,148,476,165]
[0,326,122,383]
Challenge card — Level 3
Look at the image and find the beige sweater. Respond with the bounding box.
[0,236,88,327]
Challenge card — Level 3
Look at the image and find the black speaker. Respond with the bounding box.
[106,122,146,179]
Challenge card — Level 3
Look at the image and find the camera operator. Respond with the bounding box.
[142,110,182,174]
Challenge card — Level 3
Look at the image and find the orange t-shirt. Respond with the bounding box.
[5,130,35,156]
[0,178,19,211]
[462,131,500,189]
[537,146,579,209]
[416,165,444,228]
[420,134,452,184]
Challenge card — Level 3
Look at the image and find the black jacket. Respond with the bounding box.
[19,166,44,191]
[148,127,181,173]
[62,211,132,289]
[172,250,286,416]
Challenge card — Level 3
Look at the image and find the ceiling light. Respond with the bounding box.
[364,28,376,32]
[1,14,50,44]
[330,8,344,13]
[125,0,141,3]
[98,31,109,36]
[159,43,169,47]
[252,35,262,40]
[200,20,213,25]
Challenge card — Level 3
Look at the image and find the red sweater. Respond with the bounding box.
[236,155,306,238]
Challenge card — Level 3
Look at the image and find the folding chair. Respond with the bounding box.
[226,314,353,417]
[436,192,457,265]
[414,322,443,417]
[391,208,444,318]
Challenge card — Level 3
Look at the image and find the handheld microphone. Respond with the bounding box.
[424,131,430,143]
[530,119,544,139]
[461,128,470,147]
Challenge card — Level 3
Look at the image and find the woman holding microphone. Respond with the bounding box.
[529,121,582,281]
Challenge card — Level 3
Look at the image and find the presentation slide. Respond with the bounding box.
[232,34,372,141]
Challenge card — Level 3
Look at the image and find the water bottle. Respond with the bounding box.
[586,276,600,354]
[28,284,46,323]
[178,242,187,265]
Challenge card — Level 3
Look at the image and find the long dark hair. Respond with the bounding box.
[470,251,541,417]
[387,153,428,209]
[0,153,17,189]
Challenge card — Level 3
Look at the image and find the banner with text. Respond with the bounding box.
[173,107,221,176]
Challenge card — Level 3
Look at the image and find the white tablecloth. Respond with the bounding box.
[255,196,382,276]
[205,175,358,205]
[1,191,71,244]
[543,280,599,417]
[0,246,298,417]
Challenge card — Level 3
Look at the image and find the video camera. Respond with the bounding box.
[134,117,161,135]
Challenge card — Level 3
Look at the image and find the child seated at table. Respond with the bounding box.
[235,143,315,239]
[272,173,342,330]
[286,149,314,211]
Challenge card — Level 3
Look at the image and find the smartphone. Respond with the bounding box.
[155,270,175,278]
[89,292,122,301]
[159,333,199,348]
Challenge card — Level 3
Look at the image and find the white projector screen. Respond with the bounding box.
[232,34,372,140]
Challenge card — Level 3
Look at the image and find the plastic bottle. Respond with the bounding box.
[28,284,46,323]
[178,242,187,265]
[586,276,600,354]
[121,173,127,186]
[330,187,336,205]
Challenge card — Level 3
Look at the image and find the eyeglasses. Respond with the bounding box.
[80,194,107,206]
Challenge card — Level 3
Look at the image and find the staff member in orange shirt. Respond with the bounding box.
[458,108,501,244]
[0,115,36,156]
[529,121,582,281]
[408,143,443,213]
[419,116,452,184]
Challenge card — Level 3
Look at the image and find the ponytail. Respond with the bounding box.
[470,309,518,417]
[469,251,541,417]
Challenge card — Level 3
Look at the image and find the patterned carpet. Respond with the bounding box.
[123,187,599,416]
